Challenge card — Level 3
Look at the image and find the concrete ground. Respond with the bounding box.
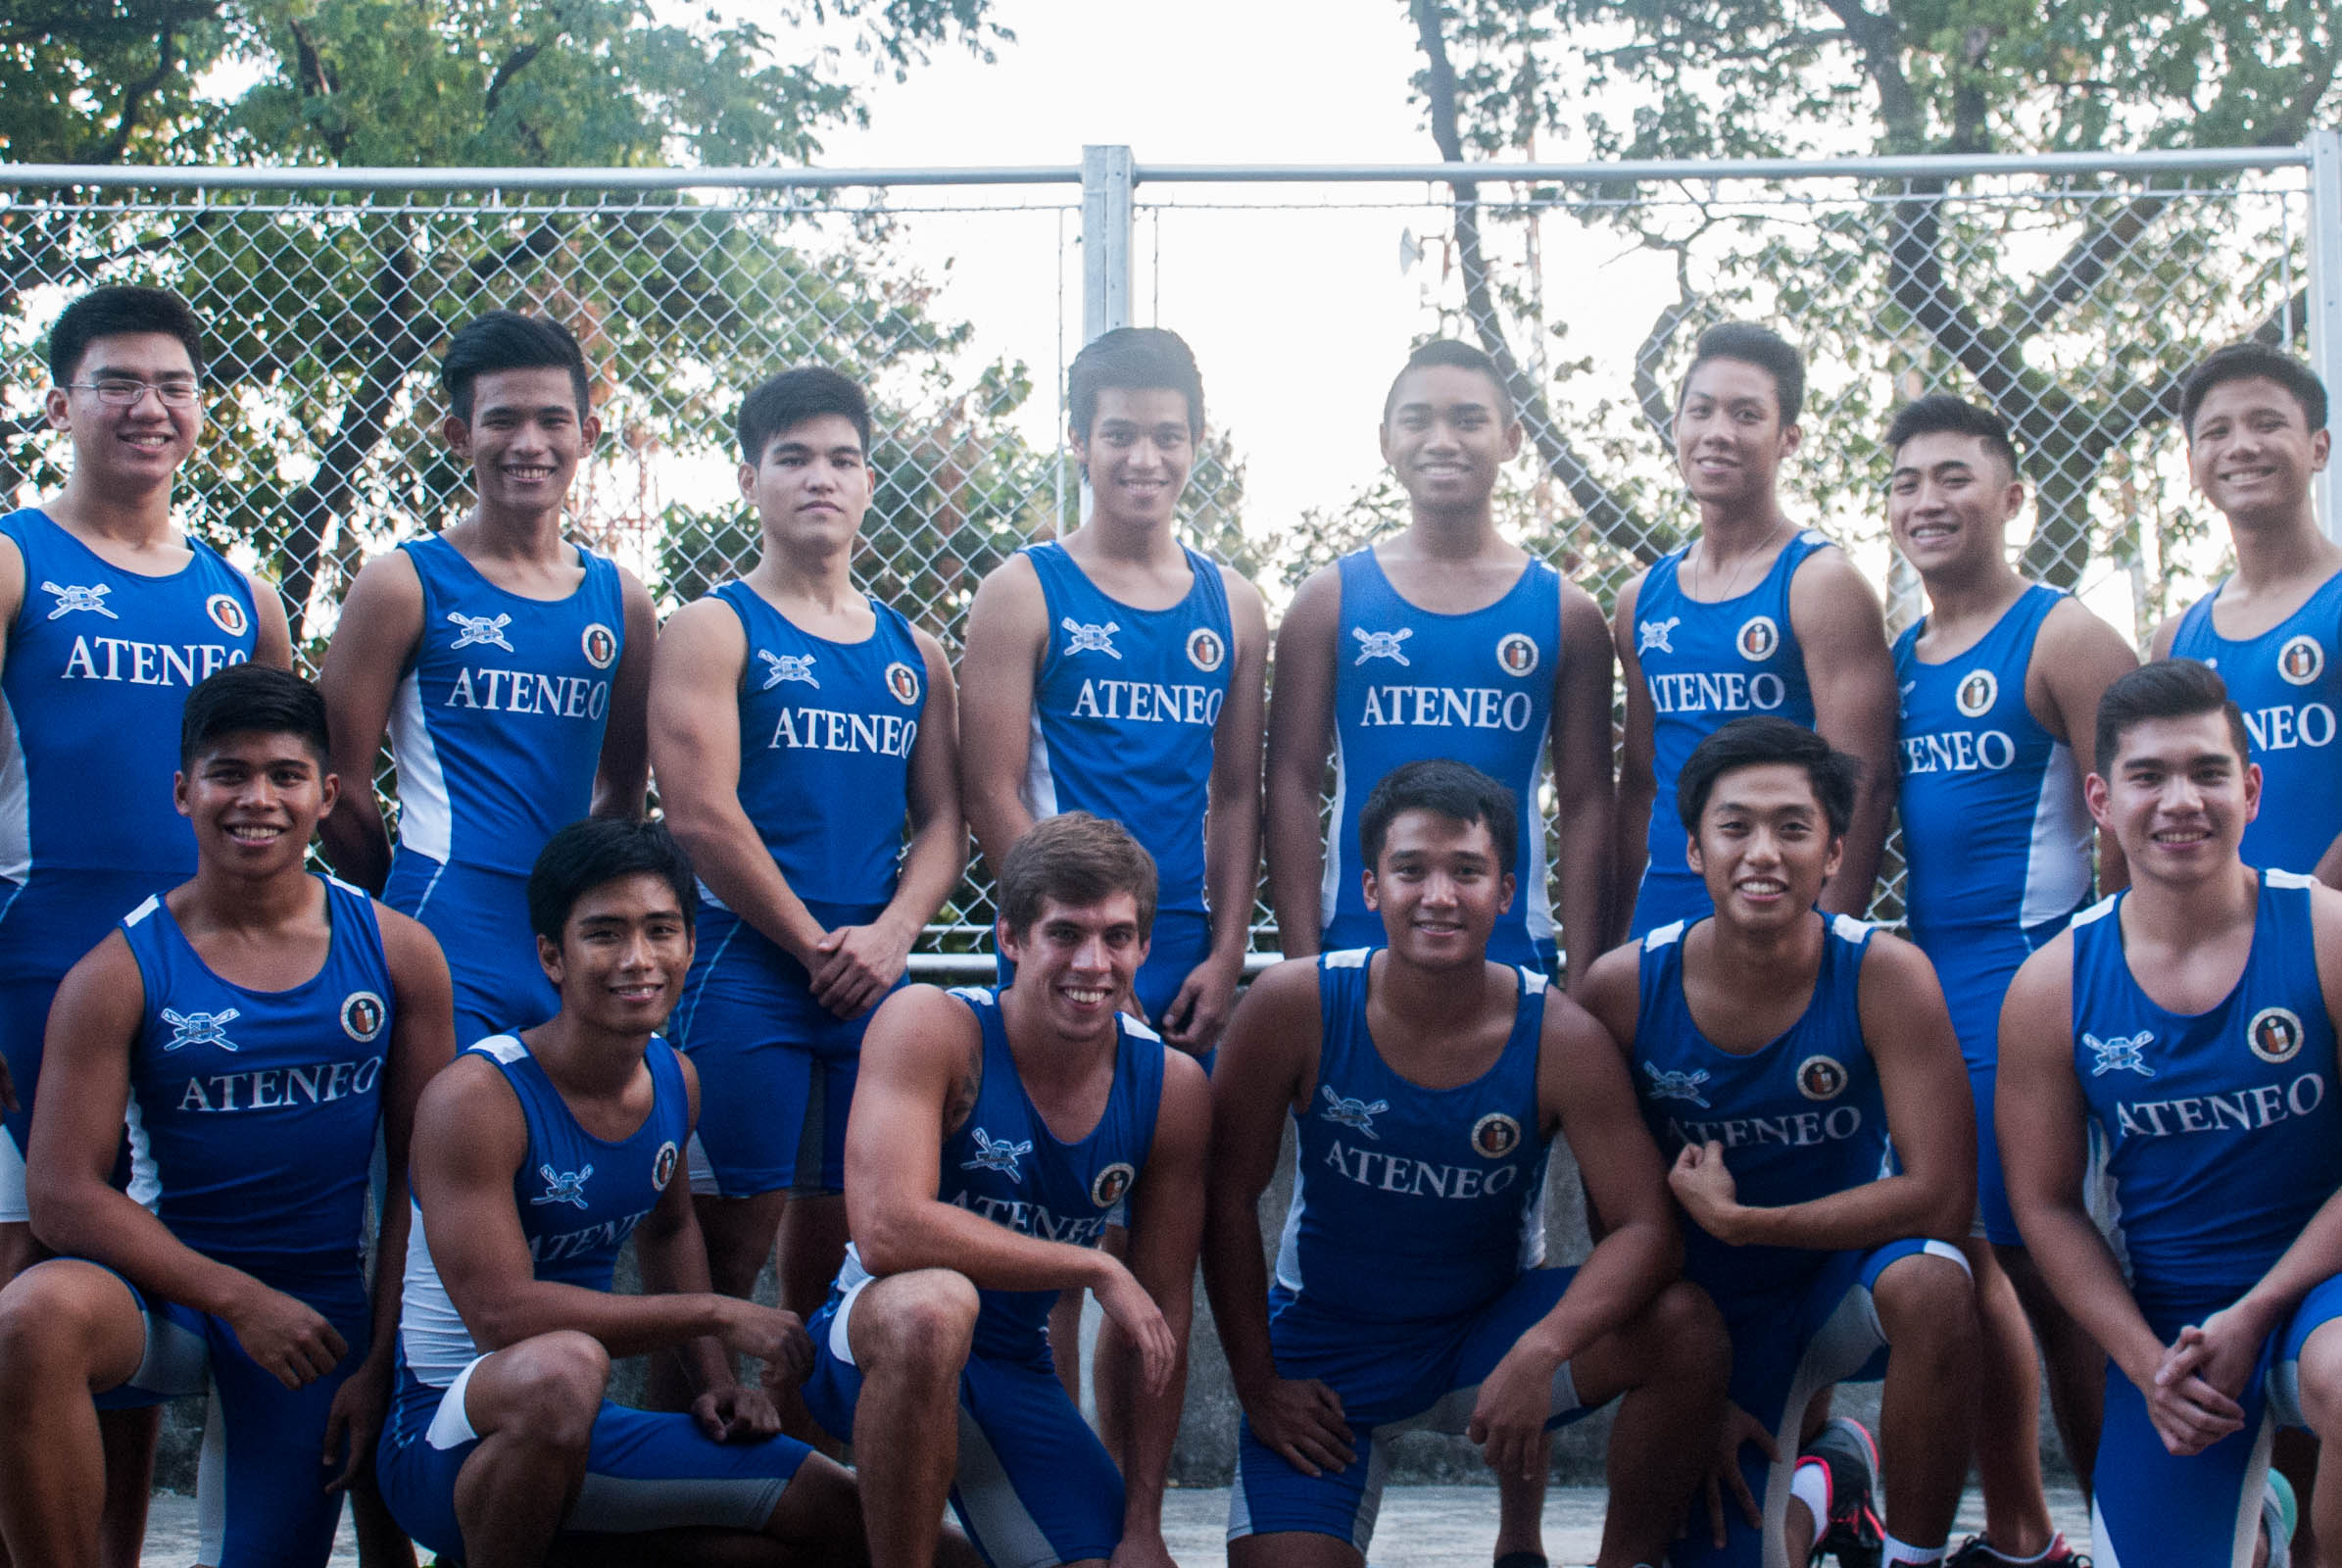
[142,1484,2094,1565]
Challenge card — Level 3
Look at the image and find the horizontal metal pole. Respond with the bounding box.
[0,164,1083,193]
[904,950,1287,980]
[1136,147,2312,184]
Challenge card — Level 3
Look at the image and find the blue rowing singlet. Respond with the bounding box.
[0,507,258,881]
[1633,912,1890,1297]
[1022,540,1232,935]
[1323,550,1560,967]
[2069,872,2342,1315]
[2171,569,2342,877]
[1273,950,1551,1324]
[832,985,1164,1363]
[709,580,926,922]
[387,533,625,876]
[1629,532,1828,936]
[397,1033,689,1386]
[119,875,392,1287]
[1896,585,2093,1054]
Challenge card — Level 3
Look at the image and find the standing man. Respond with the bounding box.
[1583,717,1982,1568]
[798,812,1209,1568]
[1208,760,1727,1568]
[2001,660,2342,1564]
[653,366,964,1337]
[0,665,451,1568]
[1266,339,1615,982]
[1887,394,2136,1566]
[320,310,656,1048]
[0,285,291,1284]
[957,324,1266,1418]
[1614,322,1898,938]
[2154,344,2342,884]
[376,817,870,1567]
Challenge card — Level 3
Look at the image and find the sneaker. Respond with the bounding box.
[1945,1533,2090,1566]
[1798,1415,1883,1568]
[2263,1470,2297,1568]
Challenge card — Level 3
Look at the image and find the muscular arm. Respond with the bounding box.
[589,567,657,820]
[844,986,1135,1294]
[1160,569,1268,1051]
[317,553,424,894]
[956,558,1047,882]
[1686,936,1974,1250]
[1110,1053,1211,1547]
[1791,552,1898,917]
[364,910,459,1379]
[1551,582,1617,991]
[1264,569,1342,960]
[243,565,295,671]
[2028,598,2138,896]
[631,1056,765,1398]
[647,599,827,967]
[1611,574,1658,949]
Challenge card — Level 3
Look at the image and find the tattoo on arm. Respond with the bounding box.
[943,1034,984,1135]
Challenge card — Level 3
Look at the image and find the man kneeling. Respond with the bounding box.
[375,818,864,1567]
[800,811,1210,1568]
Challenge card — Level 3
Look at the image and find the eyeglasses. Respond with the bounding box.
[64,377,202,408]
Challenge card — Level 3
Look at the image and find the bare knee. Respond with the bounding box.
[0,1261,139,1389]
[853,1271,979,1381]
[1878,1253,1981,1359]
[2291,1323,2342,1437]
[482,1330,610,1452]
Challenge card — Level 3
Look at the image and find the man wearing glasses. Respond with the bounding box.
[0,284,292,1562]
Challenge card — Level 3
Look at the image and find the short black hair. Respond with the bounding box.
[2180,343,2328,438]
[1067,326,1203,440]
[179,663,328,768]
[2095,659,2253,771]
[441,311,592,423]
[1681,321,1806,426]
[1383,337,1514,424]
[48,285,207,384]
[1677,716,1859,836]
[526,818,697,943]
[1885,394,2020,477]
[736,366,872,464]
[1358,759,1520,875]
[998,811,1158,941]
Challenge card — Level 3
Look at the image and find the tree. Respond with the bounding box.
[2,0,1011,637]
[1404,0,2338,600]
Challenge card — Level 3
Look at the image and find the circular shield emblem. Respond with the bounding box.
[581,622,618,669]
[1185,626,1225,673]
[1736,615,1780,662]
[652,1140,680,1192]
[339,991,386,1043]
[885,660,922,706]
[2249,1005,2305,1064]
[1470,1112,1522,1159]
[1956,668,1998,718]
[1091,1161,1136,1209]
[2279,635,2324,687]
[1796,1054,1849,1102]
[205,593,250,638]
[1495,632,1539,678]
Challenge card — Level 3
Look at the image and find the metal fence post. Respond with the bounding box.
[1081,144,1135,342]
[2310,129,2342,537]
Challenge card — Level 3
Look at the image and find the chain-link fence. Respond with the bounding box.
[2,146,2330,960]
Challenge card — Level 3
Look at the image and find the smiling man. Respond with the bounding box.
[320,311,656,1049]
[651,366,963,1358]
[0,665,450,1568]
[2000,661,2342,1565]
[797,811,1209,1568]
[1267,340,1614,987]
[1210,760,1724,1568]
[1613,323,1898,939]
[2152,345,2342,887]
[1582,716,1980,1568]
[1885,394,2136,1566]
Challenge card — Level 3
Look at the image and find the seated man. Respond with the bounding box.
[1582,716,1980,1568]
[800,810,1210,1568]
[1205,759,1727,1568]
[375,818,864,1567]
[2001,660,2342,1565]
[0,664,452,1568]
